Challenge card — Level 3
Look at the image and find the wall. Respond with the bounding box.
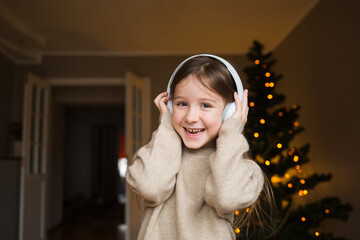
[273,0,360,238]
[12,55,249,132]
[0,54,14,156]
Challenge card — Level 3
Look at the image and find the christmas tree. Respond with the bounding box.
[235,41,352,240]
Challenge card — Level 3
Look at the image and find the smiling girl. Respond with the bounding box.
[126,55,275,240]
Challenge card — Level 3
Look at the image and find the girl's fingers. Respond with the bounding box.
[231,90,248,124]
[154,92,170,113]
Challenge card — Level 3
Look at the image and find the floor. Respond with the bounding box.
[48,204,126,240]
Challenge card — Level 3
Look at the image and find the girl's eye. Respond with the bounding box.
[176,101,187,107]
[201,103,212,108]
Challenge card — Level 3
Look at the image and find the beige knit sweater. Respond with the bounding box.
[126,112,264,240]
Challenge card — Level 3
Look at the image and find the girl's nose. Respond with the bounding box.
[185,107,199,123]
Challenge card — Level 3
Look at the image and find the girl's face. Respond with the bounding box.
[171,74,226,149]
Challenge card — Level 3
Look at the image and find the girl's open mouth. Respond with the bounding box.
[184,128,205,136]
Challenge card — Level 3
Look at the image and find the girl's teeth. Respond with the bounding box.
[186,128,203,133]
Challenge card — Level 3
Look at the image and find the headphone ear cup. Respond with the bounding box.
[222,102,236,122]
[167,100,173,114]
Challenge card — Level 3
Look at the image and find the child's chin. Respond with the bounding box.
[183,141,203,150]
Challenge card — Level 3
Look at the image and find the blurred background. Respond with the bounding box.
[0,0,359,240]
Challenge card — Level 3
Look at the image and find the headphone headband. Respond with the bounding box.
[167,54,243,99]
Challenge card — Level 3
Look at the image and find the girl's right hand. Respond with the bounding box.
[154,91,171,113]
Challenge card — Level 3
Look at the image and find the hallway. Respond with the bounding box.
[48,204,126,240]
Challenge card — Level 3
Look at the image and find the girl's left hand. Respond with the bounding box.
[230,89,249,126]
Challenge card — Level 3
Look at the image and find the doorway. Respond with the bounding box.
[48,85,127,240]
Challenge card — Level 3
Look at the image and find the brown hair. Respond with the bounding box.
[170,56,277,238]
[170,56,236,103]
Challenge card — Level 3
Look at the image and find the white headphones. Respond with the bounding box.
[166,54,244,122]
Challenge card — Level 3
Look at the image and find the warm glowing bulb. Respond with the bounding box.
[254,132,260,138]
[235,210,240,215]
[287,183,293,188]
[265,82,270,87]
[265,72,271,77]
[278,112,283,117]
[294,122,300,127]
[260,119,265,124]
[315,232,320,236]
[267,94,273,99]
[293,156,299,162]
[269,82,275,87]
[246,208,250,213]
[297,168,303,174]
[255,59,260,65]
[301,217,306,222]
[250,102,255,107]
[292,105,297,109]
[303,190,309,195]
[234,228,240,234]
[285,173,290,178]
[277,143,282,149]
[295,165,300,170]
[265,160,270,166]
[298,190,304,196]
[325,209,330,214]
[300,179,305,184]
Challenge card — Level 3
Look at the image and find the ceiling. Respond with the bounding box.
[0,0,320,63]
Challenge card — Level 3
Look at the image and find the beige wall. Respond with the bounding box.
[274,0,360,238]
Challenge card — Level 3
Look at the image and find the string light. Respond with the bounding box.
[255,59,260,65]
[297,168,303,174]
[298,190,304,196]
[301,217,306,222]
[246,208,250,213]
[265,160,271,166]
[265,72,271,77]
[292,105,297,109]
[278,112,283,117]
[250,102,255,107]
[325,209,330,214]
[235,210,240,215]
[303,190,309,195]
[287,183,293,188]
[300,179,306,184]
[285,173,290,178]
[254,132,260,138]
[315,232,320,237]
[267,94,273,99]
[265,82,270,87]
[260,119,265,124]
[293,155,299,162]
[277,143,282,149]
[294,122,300,127]
[269,82,275,87]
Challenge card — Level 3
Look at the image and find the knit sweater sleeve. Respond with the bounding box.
[126,112,182,207]
[204,118,264,218]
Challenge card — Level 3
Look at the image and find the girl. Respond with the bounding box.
[126,55,274,240]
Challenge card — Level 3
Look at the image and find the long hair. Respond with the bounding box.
[170,56,277,238]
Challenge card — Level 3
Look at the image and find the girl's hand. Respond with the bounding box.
[231,89,249,126]
[154,91,171,113]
